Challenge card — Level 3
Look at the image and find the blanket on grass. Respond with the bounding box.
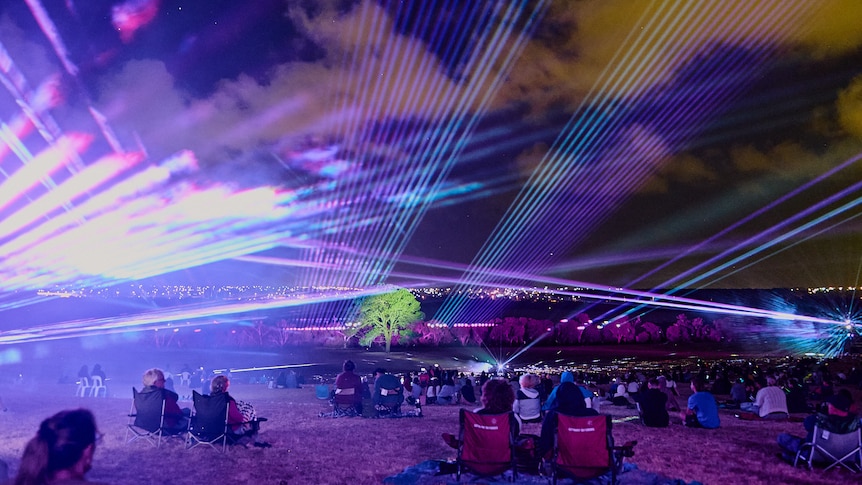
[383,461,703,485]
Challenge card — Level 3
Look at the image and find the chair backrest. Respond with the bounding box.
[91,375,104,387]
[333,387,356,404]
[458,409,517,477]
[132,387,166,432]
[554,413,613,479]
[809,425,862,471]
[191,391,229,440]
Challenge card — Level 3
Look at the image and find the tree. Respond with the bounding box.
[356,288,424,352]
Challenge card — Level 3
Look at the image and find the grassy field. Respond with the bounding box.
[0,362,858,485]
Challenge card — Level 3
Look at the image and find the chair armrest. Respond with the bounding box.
[612,440,637,458]
[793,442,814,467]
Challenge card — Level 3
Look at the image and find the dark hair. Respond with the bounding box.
[15,409,98,485]
[374,368,387,375]
[343,360,355,372]
[690,377,705,391]
[480,378,515,413]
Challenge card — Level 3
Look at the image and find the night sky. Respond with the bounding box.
[0,0,861,294]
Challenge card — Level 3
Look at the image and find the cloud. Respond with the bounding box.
[793,0,862,58]
[837,75,862,139]
[90,0,469,171]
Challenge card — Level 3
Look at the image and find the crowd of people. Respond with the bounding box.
[324,355,861,472]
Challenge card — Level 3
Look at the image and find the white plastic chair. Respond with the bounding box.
[90,375,107,397]
[75,377,91,397]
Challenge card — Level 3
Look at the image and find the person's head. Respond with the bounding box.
[15,409,99,485]
[826,393,851,416]
[690,376,705,393]
[519,373,538,389]
[560,371,574,384]
[211,375,230,394]
[480,378,516,413]
[648,378,660,389]
[142,368,166,388]
[766,376,777,387]
[553,381,587,414]
[374,367,387,378]
[343,360,356,373]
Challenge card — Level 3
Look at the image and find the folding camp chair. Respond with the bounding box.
[456,409,518,481]
[186,391,230,452]
[550,414,636,485]
[331,387,359,417]
[126,387,183,448]
[794,425,862,472]
[373,385,404,417]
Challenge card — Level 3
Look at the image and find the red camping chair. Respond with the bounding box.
[456,409,518,481]
[551,414,636,485]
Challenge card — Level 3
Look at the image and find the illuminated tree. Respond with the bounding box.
[451,325,473,346]
[356,288,424,352]
[410,320,453,346]
[636,321,662,342]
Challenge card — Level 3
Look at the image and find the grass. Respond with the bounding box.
[0,375,858,485]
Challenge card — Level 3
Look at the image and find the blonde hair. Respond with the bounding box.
[211,375,230,394]
[142,368,164,387]
[519,373,538,389]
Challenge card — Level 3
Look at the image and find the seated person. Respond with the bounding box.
[210,375,245,434]
[536,381,599,459]
[15,409,101,485]
[729,378,749,408]
[636,378,669,427]
[778,393,859,462]
[612,381,633,406]
[333,360,363,415]
[784,378,809,414]
[210,375,267,446]
[140,368,189,431]
[681,377,720,429]
[442,378,518,449]
[437,378,457,405]
[740,376,788,419]
[543,371,574,411]
[513,373,542,425]
[657,375,680,412]
[372,368,404,412]
[460,377,477,404]
[406,377,423,405]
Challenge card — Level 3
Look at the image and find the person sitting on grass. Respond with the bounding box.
[681,377,720,429]
[437,377,457,405]
[740,376,788,420]
[14,409,103,485]
[442,378,518,449]
[777,393,859,463]
[636,378,669,427]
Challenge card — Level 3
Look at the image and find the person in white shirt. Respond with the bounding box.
[741,376,788,419]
